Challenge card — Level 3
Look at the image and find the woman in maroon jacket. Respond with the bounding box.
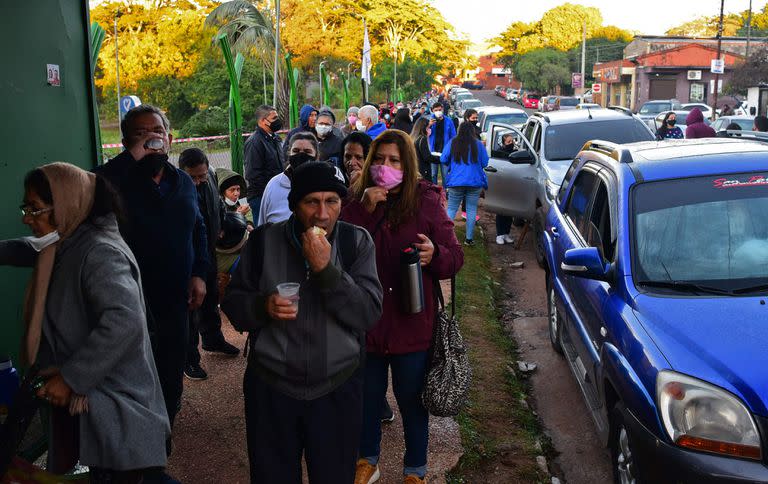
[342,129,464,484]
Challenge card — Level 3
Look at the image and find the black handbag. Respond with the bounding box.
[421,276,472,417]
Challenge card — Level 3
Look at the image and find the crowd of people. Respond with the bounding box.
[1,90,504,484]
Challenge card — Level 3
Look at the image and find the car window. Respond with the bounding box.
[560,98,578,106]
[544,119,653,161]
[712,119,723,131]
[588,178,615,261]
[565,169,598,237]
[557,158,581,205]
[533,124,542,152]
[523,121,537,143]
[484,113,529,131]
[492,127,524,155]
[639,103,670,115]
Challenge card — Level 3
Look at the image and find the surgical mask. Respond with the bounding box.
[370,164,403,190]
[316,124,333,137]
[434,111,444,119]
[356,120,366,131]
[223,197,238,207]
[25,231,60,252]
[348,115,358,126]
[384,114,391,121]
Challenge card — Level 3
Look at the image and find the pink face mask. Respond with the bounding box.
[370,164,403,190]
[348,115,358,126]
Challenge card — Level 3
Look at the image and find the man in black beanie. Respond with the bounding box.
[221,162,383,484]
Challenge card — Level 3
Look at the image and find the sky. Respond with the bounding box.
[433,0,762,45]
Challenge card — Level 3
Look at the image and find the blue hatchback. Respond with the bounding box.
[542,138,768,483]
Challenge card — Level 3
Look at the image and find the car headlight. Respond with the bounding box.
[545,180,559,201]
[656,371,762,460]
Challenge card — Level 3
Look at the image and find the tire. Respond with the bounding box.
[533,215,546,269]
[546,274,564,355]
[610,403,641,484]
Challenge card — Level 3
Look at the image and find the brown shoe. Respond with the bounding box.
[404,475,426,484]
[354,458,380,484]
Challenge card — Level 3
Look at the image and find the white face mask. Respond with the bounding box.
[434,111,444,119]
[356,120,366,131]
[25,231,60,252]
[316,124,333,137]
[223,197,238,207]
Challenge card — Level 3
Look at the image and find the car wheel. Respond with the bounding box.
[546,274,564,355]
[533,216,546,269]
[610,403,640,484]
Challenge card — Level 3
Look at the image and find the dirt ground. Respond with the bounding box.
[167,320,462,483]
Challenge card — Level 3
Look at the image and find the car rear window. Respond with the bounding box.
[543,119,653,161]
[639,103,671,115]
[483,113,529,130]
[528,95,540,100]
[560,98,578,106]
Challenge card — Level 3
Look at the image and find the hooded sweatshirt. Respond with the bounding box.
[283,104,318,156]
[316,108,345,171]
[685,107,716,139]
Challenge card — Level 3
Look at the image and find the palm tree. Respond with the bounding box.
[205,0,289,118]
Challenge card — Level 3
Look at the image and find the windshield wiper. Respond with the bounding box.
[636,280,733,296]
[731,284,768,295]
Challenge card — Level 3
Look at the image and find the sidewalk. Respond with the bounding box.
[167,317,462,483]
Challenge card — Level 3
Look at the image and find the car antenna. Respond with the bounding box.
[586,106,593,120]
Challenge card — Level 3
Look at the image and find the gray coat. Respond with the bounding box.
[0,215,169,470]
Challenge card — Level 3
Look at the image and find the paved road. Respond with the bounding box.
[469,89,536,115]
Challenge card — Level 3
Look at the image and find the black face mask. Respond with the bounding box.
[667,119,676,126]
[288,152,315,171]
[269,118,284,132]
[137,153,168,178]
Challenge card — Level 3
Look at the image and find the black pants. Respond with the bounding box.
[243,364,363,484]
[150,307,188,428]
[187,270,225,365]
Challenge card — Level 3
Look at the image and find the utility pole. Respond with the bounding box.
[393,50,397,103]
[712,0,725,120]
[746,0,753,59]
[114,11,121,133]
[580,19,586,97]
[319,60,327,106]
[273,0,280,107]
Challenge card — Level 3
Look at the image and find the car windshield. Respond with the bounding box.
[633,172,768,291]
[463,100,482,108]
[543,119,653,161]
[639,103,671,114]
[559,98,578,106]
[483,113,529,130]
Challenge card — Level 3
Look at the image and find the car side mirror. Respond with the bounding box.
[508,149,535,164]
[561,247,611,282]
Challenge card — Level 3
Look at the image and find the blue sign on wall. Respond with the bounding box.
[119,95,142,117]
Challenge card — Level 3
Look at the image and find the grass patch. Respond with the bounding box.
[445,224,550,483]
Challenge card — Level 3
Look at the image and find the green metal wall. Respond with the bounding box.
[0,1,98,362]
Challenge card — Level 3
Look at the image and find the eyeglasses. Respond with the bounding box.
[20,205,53,217]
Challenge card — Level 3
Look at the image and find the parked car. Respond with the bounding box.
[454,92,474,108]
[556,96,579,111]
[506,88,521,102]
[477,106,529,134]
[482,109,654,267]
[456,98,483,117]
[462,80,485,90]
[711,115,757,132]
[449,87,469,104]
[681,102,714,120]
[651,110,706,134]
[637,99,683,126]
[541,96,558,112]
[522,93,541,109]
[494,85,506,97]
[542,137,768,483]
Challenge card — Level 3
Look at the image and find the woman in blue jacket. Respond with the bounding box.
[440,121,489,246]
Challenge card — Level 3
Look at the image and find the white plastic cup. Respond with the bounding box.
[276,282,300,311]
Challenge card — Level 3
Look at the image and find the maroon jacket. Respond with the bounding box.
[341,181,464,354]
[685,107,716,139]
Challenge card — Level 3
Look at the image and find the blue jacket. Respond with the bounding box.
[440,139,489,189]
[283,104,318,154]
[366,122,387,139]
[428,117,457,153]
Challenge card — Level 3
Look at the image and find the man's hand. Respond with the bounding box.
[266,294,298,320]
[127,133,166,162]
[301,229,331,273]
[188,276,207,310]
[362,186,388,213]
[414,233,435,266]
[37,367,72,408]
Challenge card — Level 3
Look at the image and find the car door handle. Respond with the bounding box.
[550,227,560,239]
[484,166,498,173]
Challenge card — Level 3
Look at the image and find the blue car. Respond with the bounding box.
[542,138,768,483]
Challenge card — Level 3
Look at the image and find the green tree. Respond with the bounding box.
[666,13,742,36]
[513,48,571,93]
[727,46,768,94]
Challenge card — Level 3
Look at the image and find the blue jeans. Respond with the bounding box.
[430,163,443,185]
[247,196,262,226]
[360,352,429,478]
[446,187,482,241]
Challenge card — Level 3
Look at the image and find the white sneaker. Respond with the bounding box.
[503,234,515,244]
[496,235,505,245]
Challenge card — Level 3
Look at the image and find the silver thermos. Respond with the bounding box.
[401,245,425,314]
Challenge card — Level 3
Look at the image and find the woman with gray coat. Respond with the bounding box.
[1,163,169,483]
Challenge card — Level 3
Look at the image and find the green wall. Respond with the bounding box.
[0,1,98,363]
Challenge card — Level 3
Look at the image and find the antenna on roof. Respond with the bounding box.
[587,107,593,120]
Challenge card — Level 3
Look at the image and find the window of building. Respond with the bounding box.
[690,82,706,102]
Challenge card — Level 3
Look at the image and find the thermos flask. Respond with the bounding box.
[401,245,425,314]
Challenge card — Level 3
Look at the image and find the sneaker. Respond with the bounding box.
[184,363,208,381]
[464,239,474,247]
[495,235,505,245]
[354,458,381,484]
[404,475,426,484]
[381,399,395,423]
[202,340,239,356]
[503,234,515,244]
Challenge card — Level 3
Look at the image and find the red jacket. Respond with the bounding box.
[341,181,464,354]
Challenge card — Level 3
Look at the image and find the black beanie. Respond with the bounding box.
[288,162,348,211]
